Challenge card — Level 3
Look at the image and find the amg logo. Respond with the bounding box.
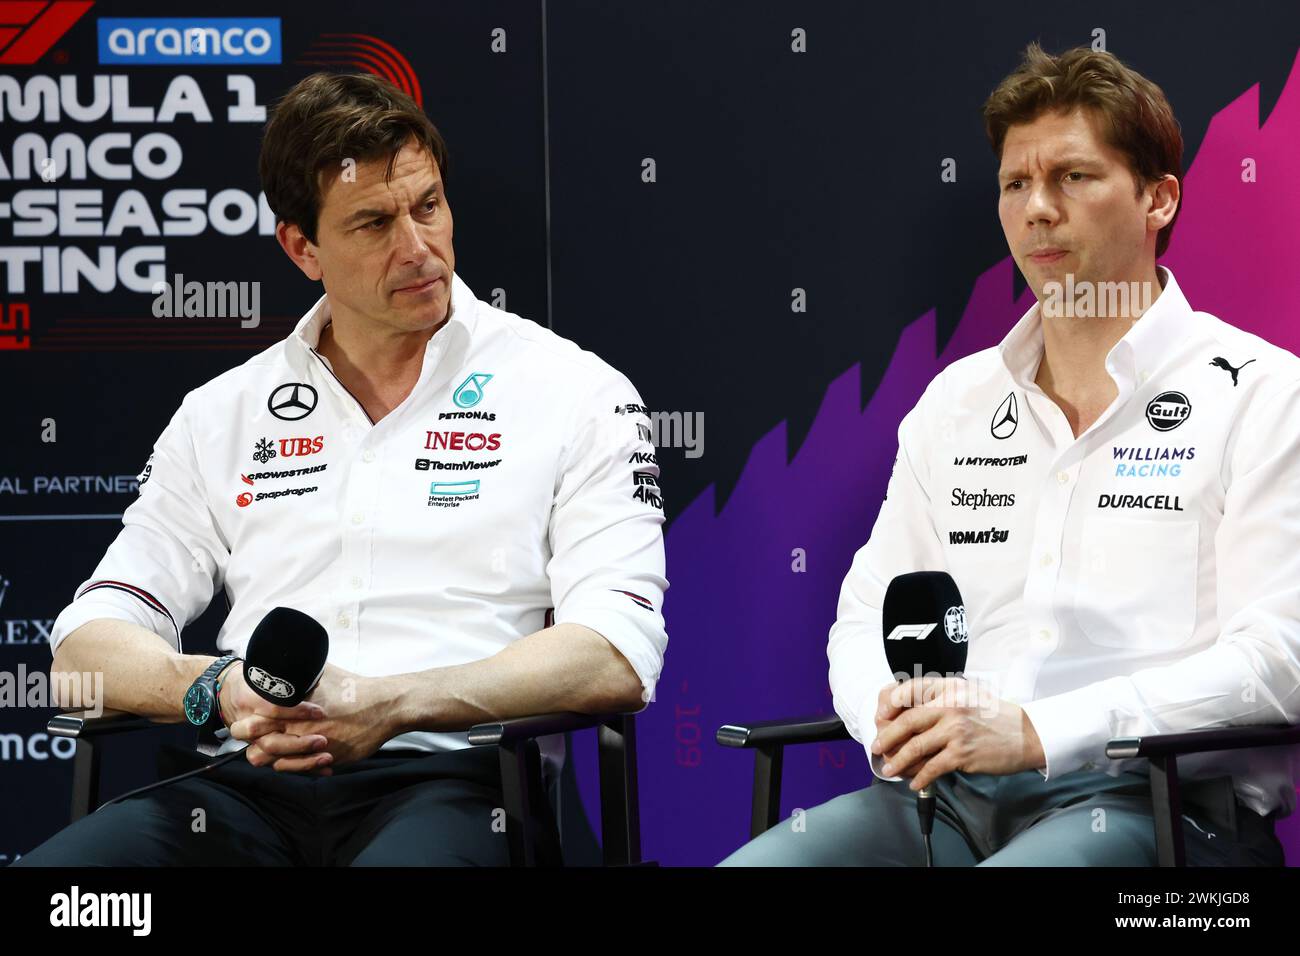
[948,528,1010,545]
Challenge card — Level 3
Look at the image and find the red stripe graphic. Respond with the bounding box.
[296,33,422,106]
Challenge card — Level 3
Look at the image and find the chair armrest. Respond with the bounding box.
[467,710,640,746]
[716,714,850,749]
[47,708,169,740]
[1106,723,1300,760]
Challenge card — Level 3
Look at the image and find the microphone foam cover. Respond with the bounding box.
[243,606,329,707]
[882,571,969,681]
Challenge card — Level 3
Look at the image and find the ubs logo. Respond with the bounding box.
[1146,391,1191,432]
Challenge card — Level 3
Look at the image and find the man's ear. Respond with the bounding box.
[1147,173,1180,233]
[275,221,323,282]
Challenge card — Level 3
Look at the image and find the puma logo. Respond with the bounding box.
[1209,356,1255,386]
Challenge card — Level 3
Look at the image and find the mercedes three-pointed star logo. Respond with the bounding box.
[268,383,318,422]
[990,392,1018,440]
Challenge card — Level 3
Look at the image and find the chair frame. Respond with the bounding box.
[717,713,1300,866]
[48,707,645,867]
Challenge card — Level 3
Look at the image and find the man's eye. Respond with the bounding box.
[364,218,387,231]
[1003,180,1023,191]
[1065,171,1085,182]
[422,199,439,213]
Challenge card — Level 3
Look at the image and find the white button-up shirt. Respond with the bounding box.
[829,266,1300,817]
[50,273,669,764]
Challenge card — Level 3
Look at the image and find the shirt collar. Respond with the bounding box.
[997,265,1193,393]
[287,270,478,365]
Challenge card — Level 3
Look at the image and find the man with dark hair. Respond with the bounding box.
[18,73,668,866]
[721,43,1300,866]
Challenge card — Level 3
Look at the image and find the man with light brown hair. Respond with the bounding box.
[722,43,1300,866]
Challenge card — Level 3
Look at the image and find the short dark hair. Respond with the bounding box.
[259,72,449,244]
[983,43,1184,257]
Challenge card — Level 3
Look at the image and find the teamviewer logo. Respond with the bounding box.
[0,1,93,65]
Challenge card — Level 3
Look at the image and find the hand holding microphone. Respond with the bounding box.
[228,607,405,771]
[225,606,336,774]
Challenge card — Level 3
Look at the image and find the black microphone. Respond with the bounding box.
[881,571,970,866]
[93,606,330,813]
[243,606,329,706]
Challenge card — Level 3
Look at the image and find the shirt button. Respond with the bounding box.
[1038,629,1052,642]
[351,512,364,525]
[1040,553,1054,567]
[1056,470,1069,485]
[362,450,376,463]
[337,614,350,628]
[351,576,363,589]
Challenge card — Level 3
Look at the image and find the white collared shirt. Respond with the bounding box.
[49,273,669,765]
[829,266,1300,817]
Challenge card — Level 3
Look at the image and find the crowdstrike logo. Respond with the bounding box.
[990,393,1018,439]
[98,17,281,64]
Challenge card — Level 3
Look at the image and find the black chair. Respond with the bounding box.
[717,713,1300,866]
[47,706,647,866]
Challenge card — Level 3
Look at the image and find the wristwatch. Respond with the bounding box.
[183,654,242,733]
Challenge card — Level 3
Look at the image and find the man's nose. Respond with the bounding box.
[391,214,430,264]
[1023,181,1060,226]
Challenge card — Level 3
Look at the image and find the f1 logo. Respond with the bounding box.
[885,623,937,641]
[0,1,93,64]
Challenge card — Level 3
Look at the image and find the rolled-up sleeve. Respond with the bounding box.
[1022,376,1300,780]
[49,396,229,657]
[828,376,948,781]
[546,368,669,704]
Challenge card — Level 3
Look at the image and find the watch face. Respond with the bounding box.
[184,684,213,726]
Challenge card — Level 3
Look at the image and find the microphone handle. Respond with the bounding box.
[915,787,937,867]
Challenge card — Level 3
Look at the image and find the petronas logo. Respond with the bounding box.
[453,372,493,409]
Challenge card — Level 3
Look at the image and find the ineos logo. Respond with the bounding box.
[268,383,318,422]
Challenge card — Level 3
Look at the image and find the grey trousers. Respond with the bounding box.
[717,769,1286,866]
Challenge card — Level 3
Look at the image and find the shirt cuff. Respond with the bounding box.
[49,595,175,656]
[857,688,904,783]
[552,605,664,705]
[1020,686,1113,780]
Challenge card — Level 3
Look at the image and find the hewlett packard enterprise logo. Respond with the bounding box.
[98,18,281,64]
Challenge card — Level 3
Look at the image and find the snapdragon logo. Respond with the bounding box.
[98,18,281,65]
[50,886,151,936]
